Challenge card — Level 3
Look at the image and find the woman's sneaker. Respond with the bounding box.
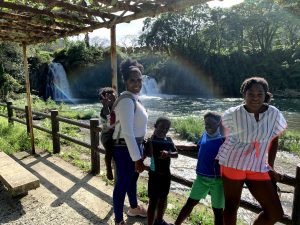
[115,221,126,225]
[126,205,147,217]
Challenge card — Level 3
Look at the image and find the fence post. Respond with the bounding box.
[292,164,300,225]
[6,101,13,124]
[51,110,60,154]
[90,118,100,175]
[25,106,30,133]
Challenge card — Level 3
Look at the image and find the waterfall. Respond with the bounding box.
[46,63,73,102]
[141,75,160,95]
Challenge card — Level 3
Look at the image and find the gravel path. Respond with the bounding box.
[0,151,148,225]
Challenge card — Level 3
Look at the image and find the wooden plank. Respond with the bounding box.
[0,152,40,196]
[23,44,35,154]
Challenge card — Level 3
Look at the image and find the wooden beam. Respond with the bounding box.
[292,164,300,225]
[0,21,61,33]
[0,0,210,45]
[32,0,115,20]
[22,43,35,154]
[0,23,64,36]
[94,0,141,13]
[110,25,118,92]
[118,0,210,26]
[0,11,79,30]
[68,0,210,32]
[0,1,101,26]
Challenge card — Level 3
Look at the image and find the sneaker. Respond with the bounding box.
[154,219,173,225]
[127,205,147,217]
[115,221,127,225]
[106,168,113,180]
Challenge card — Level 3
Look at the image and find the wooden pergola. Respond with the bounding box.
[0,0,211,152]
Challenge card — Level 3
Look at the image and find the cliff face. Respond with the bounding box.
[28,57,49,98]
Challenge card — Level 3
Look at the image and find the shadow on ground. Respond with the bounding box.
[0,151,147,225]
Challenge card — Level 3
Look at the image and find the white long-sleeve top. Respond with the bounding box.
[113,91,148,161]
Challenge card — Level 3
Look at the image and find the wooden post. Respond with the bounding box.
[90,118,100,175]
[6,101,13,124]
[25,106,30,133]
[292,164,300,225]
[110,24,118,92]
[51,110,60,154]
[22,43,35,154]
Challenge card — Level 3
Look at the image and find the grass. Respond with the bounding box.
[136,183,216,225]
[0,99,275,225]
[137,183,246,225]
[0,118,31,154]
[0,114,246,225]
[279,130,300,156]
[172,116,205,143]
[0,116,91,171]
[8,94,98,120]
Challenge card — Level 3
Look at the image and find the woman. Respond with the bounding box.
[217,77,287,225]
[112,59,148,225]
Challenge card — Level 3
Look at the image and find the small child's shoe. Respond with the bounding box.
[127,205,147,217]
[154,219,173,225]
[106,168,113,180]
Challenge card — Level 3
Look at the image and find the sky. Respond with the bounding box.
[74,0,244,45]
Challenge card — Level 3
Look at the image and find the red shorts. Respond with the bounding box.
[221,165,271,181]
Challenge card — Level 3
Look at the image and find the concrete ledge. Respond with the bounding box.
[0,152,40,197]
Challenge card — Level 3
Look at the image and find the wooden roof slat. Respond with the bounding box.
[0,1,101,26]
[106,0,210,28]
[0,1,54,18]
[0,0,210,44]
[0,21,65,34]
[94,0,141,13]
[32,0,116,20]
[0,26,57,37]
[0,11,77,30]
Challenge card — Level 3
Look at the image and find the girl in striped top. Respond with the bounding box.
[217,77,287,225]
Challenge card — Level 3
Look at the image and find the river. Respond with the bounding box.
[71,95,300,132]
[70,95,300,224]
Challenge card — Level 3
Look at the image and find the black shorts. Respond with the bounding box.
[148,170,171,199]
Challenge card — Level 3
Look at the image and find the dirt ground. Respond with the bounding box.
[0,151,150,225]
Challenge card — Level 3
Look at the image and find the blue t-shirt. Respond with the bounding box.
[196,132,223,177]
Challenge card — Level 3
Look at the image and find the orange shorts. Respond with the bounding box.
[221,165,271,181]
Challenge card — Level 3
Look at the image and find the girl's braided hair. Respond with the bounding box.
[240,77,273,103]
[120,58,144,81]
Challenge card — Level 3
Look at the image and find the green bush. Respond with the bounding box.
[279,131,300,156]
[0,73,22,101]
[172,116,204,142]
[11,94,97,120]
[0,118,31,154]
[54,41,104,68]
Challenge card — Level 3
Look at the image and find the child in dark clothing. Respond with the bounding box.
[99,87,117,180]
[145,117,178,225]
[175,112,224,225]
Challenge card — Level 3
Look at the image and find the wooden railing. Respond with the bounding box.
[0,101,299,225]
[0,101,103,175]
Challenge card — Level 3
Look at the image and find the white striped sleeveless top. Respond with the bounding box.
[217,104,287,172]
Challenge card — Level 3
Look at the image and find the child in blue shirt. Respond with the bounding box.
[145,117,178,225]
[175,112,224,225]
